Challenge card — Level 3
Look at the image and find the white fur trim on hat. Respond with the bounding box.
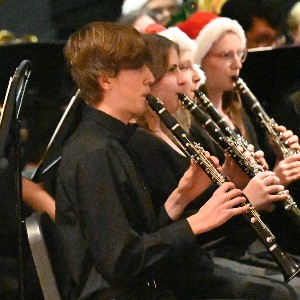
[158,27,196,54]
[122,0,183,16]
[122,0,148,15]
[194,17,246,66]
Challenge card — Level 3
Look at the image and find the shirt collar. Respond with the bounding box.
[82,103,138,142]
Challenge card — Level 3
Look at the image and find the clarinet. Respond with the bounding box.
[194,90,254,156]
[146,94,300,282]
[179,92,300,229]
[178,93,263,176]
[234,78,300,222]
[234,77,300,158]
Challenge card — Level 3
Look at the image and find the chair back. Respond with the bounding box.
[25,212,71,300]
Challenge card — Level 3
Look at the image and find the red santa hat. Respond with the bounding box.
[176,11,219,39]
[194,17,246,66]
[142,23,166,34]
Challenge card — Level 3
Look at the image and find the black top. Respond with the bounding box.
[56,104,212,298]
[127,127,190,215]
[128,125,249,241]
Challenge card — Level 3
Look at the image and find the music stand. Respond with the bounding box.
[241,45,300,105]
[0,60,32,300]
[28,89,82,183]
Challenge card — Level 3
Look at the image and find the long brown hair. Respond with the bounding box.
[199,86,249,139]
[222,90,248,138]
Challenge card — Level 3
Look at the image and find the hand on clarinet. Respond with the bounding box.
[270,125,300,160]
[273,155,300,186]
[272,125,300,186]
[276,125,300,152]
[244,143,269,170]
[242,171,288,212]
[187,182,249,235]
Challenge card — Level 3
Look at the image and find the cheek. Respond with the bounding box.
[204,64,219,77]
[205,66,227,87]
[187,71,196,89]
[151,88,174,111]
[157,77,177,96]
[181,71,193,87]
[203,60,227,81]
[165,89,179,112]
[151,78,179,110]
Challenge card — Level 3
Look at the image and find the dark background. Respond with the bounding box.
[0,0,124,163]
[0,0,124,40]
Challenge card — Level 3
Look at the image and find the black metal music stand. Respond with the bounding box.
[0,60,32,300]
[29,89,82,183]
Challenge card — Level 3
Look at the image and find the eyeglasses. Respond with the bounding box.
[209,49,247,64]
[147,4,178,23]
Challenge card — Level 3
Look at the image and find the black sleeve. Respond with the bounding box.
[57,146,196,285]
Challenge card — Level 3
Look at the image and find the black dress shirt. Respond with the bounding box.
[56,104,210,298]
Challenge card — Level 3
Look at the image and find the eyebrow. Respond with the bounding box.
[179,60,192,64]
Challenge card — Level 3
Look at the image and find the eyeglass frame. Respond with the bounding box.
[207,48,248,64]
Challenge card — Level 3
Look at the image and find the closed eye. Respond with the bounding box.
[168,64,178,74]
